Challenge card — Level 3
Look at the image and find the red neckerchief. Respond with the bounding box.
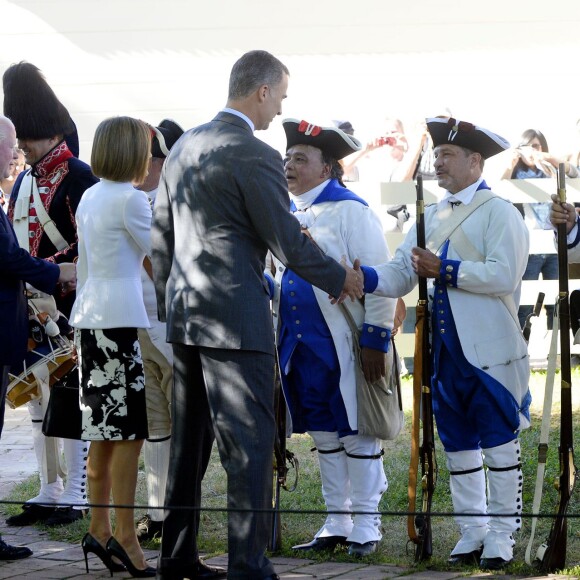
[10,141,74,258]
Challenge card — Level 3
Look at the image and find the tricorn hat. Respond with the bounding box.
[151,119,184,158]
[426,117,509,159]
[283,118,361,161]
[3,62,76,143]
[332,119,354,136]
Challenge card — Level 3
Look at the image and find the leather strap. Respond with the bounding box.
[12,169,69,253]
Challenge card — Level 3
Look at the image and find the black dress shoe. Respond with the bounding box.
[136,514,163,542]
[348,541,378,557]
[190,559,227,579]
[155,558,227,579]
[447,549,482,566]
[480,556,512,570]
[292,535,348,552]
[0,537,33,560]
[45,507,87,527]
[6,504,55,526]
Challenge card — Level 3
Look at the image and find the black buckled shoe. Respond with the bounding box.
[44,507,87,527]
[447,549,482,566]
[292,535,348,552]
[0,537,33,560]
[480,556,512,570]
[6,504,55,527]
[136,514,163,542]
[348,541,378,557]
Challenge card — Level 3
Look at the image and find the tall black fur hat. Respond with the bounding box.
[151,119,184,159]
[3,62,76,142]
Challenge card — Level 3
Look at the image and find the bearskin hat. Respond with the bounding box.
[3,62,76,143]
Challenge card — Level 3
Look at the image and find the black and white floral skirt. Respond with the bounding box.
[75,328,148,441]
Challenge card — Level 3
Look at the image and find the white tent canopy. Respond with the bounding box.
[2,0,580,159]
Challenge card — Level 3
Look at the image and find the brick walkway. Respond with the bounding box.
[0,407,568,579]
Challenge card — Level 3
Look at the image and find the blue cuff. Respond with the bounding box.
[359,324,391,352]
[440,259,460,288]
[264,272,275,299]
[360,266,378,293]
[568,217,580,249]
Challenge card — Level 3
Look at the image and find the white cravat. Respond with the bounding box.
[290,180,329,228]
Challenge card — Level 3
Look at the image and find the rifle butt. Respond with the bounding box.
[413,514,433,562]
[268,482,282,552]
[539,517,567,573]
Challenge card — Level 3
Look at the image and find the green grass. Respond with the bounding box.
[3,368,580,575]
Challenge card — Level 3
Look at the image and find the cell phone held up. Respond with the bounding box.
[377,135,397,147]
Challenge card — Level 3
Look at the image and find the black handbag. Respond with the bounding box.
[42,366,83,440]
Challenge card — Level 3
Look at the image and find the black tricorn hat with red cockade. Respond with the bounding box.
[283,118,361,161]
[427,117,509,159]
[151,119,184,159]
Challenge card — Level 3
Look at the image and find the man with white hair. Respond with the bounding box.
[0,114,76,559]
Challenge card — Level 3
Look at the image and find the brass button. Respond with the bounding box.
[446,265,453,272]
[368,327,374,333]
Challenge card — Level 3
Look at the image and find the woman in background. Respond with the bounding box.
[70,117,154,577]
[502,128,578,331]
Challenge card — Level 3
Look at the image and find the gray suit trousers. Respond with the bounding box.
[159,344,277,579]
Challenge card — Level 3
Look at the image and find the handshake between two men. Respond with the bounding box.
[336,245,442,305]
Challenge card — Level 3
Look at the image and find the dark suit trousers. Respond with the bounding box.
[159,344,277,579]
[0,366,9,438]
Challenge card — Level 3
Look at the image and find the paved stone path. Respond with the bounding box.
[0,407,569,579]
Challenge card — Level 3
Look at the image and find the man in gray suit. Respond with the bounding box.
[152,50,363,580]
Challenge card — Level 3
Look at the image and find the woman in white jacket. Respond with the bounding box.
[70,117,154,577]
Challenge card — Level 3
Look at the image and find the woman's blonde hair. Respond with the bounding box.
[91,116,151,184]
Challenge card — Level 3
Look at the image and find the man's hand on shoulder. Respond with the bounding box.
[332,257,364,304]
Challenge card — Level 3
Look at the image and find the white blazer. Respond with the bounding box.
[71,180,152,329]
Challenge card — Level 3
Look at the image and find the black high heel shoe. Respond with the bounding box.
[106,537,156,578]
[81,533,126,574]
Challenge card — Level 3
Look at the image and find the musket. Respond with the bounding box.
[538,163,577,572]
[268,355,298,552]
[522,292,545,343]
[407,175,437,561]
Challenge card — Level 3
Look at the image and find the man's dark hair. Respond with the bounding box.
[458,145,485,170]
[228,50,289,100]
[321,150,345,186]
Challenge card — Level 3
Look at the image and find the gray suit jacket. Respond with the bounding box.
[151,111,346,355]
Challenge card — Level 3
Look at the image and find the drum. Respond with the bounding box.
[6,297,74,409]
